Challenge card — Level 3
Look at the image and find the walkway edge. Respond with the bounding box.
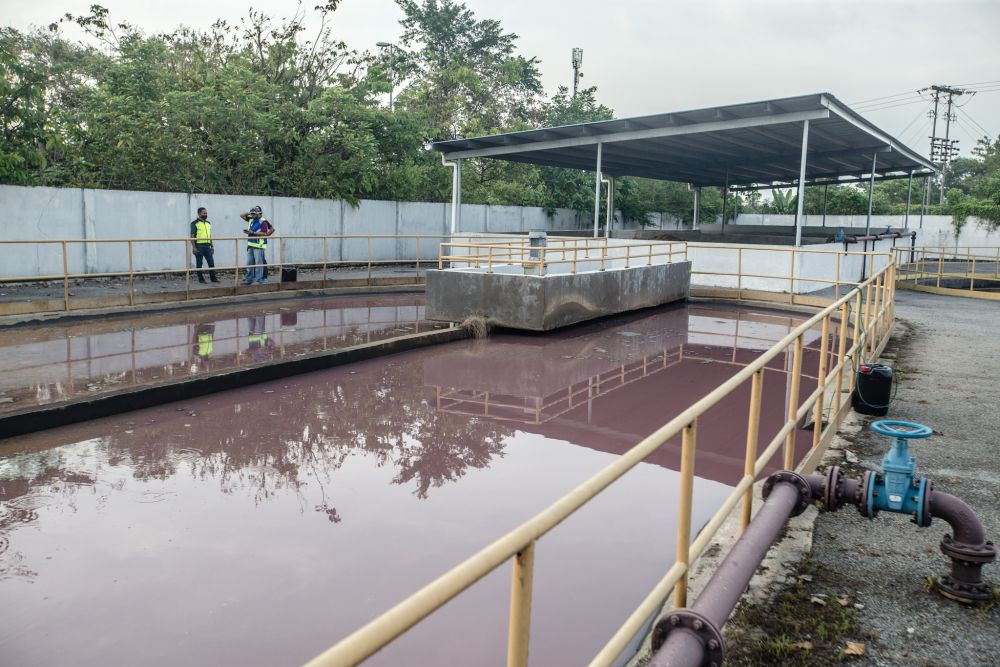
[0,327,467,440]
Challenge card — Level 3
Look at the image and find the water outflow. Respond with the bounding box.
[0,294,442,412]
[0,302,829,667]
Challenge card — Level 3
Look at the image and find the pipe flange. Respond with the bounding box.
[762,471,812,517]
[917,479,933,528]
[823,465,844,512]
[651,609,725,667]
[858,470,878,518]
[940,534,997,565]
[934,575,996,605]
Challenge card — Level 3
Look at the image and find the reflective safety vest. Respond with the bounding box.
[248,332,268,347]
[194,220,212,245]
[197,332,214,357]
[247,219,268,248]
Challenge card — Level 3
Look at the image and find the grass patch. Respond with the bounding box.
[725,558,873,666]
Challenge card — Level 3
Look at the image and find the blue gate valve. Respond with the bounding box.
[861,420,934,526]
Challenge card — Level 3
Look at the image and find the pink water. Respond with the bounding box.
[0,301,831,666]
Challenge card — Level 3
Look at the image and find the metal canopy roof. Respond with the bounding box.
[431,93,935,189]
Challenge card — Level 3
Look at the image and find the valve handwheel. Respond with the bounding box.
[870,420,933,439]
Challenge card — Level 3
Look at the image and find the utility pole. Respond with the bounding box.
[572,48,583,97]
[927,85,965,203]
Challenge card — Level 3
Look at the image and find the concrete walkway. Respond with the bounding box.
[730,289,1000,665]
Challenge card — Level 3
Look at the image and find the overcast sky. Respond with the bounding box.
[6,0,999,157]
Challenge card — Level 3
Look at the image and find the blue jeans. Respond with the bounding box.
[245,247,266,284]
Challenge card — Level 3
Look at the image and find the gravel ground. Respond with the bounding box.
[799,289,999,666]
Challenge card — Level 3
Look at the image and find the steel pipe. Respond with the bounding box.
[651,476,808,667]
[649,468,995,666]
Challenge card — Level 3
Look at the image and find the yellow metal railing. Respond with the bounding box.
[0,234,466,315]
[894,245,1000,299]
[302,252,897,667]
[437,237,688,274]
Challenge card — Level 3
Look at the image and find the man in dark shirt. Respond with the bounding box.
[190,207,219,283]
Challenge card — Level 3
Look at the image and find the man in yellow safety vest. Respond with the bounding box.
[190,207,219,283]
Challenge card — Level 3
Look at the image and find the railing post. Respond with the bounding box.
[506,541,536,667]
[784,334,804,470]
[415,237,420,279]
[647,242,653,267]
[811,314,831,451]
[322,237,328,288]
[788,248,796,303]
[367,236,373,285]
[184,240,190,300]
[540,247,546,277]
[737,248,743,295]
[600,243,606,272]
[851,291,863,388]
[835,251,841,299]
[969,248,975,292]
[62,240,69,311]
[279,237,284,286]
[128,240,134,306]
[936,249,943,288]
[573,244,578,273]
[740,370,764,532]
[674,419,697,608]
[625,243,631,269]
[234,239,240,293]
[834,300,850,421]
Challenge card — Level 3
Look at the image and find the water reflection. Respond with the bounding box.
[0,294,444,411]
[425,303,831,485]
[0,301,832,667]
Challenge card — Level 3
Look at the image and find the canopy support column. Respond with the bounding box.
[794,119,810,247]
[904,170,913,228]
[821,184,828,227]
[593,143,603,238]
[450,158,462,235]
[865,152,877,237]
[606,176,615,239]
[920,174,929,229]
[721,168,729,236]
[693,188,701,228]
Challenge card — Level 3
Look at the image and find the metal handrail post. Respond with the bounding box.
[850,292,863,391]
[788,249,796,303]
[506,541,536,667]
[833,300,850,421]
[737,248,743,295]
[62,241,69,311]
[322,237,328,288]
[128,240,134,306]
[184,240,190,300]
[740,370,764,532]
[783,335,804,470]
[673,419,698,608]
[367,237,373,285]
[811,315,831,451]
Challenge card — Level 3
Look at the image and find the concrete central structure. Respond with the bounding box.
[426,238,691,331]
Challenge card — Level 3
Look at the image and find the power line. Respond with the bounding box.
[855,98,928,112]
[849,89,922,106]
[897,104,930,138]
[902,117,932,148]
[958,108,994,140]
[954,79,1000,87]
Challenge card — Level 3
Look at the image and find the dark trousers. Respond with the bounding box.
[194,245,217,281]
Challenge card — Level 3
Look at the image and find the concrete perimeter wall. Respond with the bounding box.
[734,213,1000,250]
[689,236,897,294]
[0,184,686,279]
